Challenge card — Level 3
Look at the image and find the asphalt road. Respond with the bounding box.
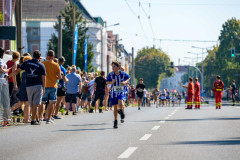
[1,102,240,160]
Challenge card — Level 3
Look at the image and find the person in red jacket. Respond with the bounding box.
[194,78,201,109]
[212,75,224,109]
[182,77,194,109]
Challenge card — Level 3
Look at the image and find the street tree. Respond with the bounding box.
[48,2,94,71]
[135,47,174,89]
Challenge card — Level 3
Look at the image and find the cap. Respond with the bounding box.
[232,80,235,82]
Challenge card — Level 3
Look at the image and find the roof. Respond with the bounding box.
[22,0,94,21]
[175,66,189,72]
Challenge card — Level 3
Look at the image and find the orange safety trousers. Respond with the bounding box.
[215,91,223,108]
[194,95,201,109]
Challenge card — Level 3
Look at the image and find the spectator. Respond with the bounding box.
[65,67,82,115]
[7,51,20,95]
[39,50,61,124]
[11,56,32,123]
[0,48,11,121]
[8,50,46,125]
[54,57,68,119]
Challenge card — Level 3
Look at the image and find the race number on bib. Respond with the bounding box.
[138,89,143,92]
[113,86,124,93]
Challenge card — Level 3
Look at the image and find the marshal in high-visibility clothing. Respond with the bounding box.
[212,75,224,109]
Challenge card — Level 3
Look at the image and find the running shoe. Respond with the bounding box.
[31,121,40,125]
[99,109,103,113]
[73,112,77,115]
[138,107,141,110]
[46,119,55,124]
[113,120,118,129]
[65,111,69,115]
[89,109,94,113]
[53,116,63,119]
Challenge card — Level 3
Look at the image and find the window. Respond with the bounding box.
[31,28,39,36]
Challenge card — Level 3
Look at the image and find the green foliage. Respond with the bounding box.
[48,2,94,71]
[135,47,174,89]
[0,11,3,22]
[202,18,240,90]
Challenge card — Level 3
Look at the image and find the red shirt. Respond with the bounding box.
[7,60,15,83]
[194,81,201,96]
[213,80,224,92]
[188,82,194,95]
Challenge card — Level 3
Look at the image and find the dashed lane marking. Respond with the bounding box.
[151,125,160,130]
[118,147,138,159]
[140,134,152,141]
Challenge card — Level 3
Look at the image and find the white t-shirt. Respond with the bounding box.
[0,58,7,78]
[88,80,95,95]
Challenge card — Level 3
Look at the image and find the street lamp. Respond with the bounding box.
[106,23,120,28]
[191,46,213,92]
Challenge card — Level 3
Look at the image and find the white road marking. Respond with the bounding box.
[159,120,165,124]
[151,125,160,130]
[140,134,152,141]
[165,116,170,119]
[168,115,172,117]
[118,147,138,159]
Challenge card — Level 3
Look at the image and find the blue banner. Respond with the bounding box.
[73,24,78,65]
[84,37,88,72]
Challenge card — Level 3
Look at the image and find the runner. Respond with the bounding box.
[89,71,107,113]
[166,89,170,107]
[177,93,181,105]
[129,85,136,104]
[106,61,130,129]
[152,87,160,107]
[227,80,236,106]
[136,78,146,110]
[160,89,166,107]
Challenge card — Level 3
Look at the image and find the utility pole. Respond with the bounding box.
[58,15,62,58]
[16,0,23,55]
[201,48,204,92]
[2,0,4,49]
[72,4,75,65]
[132,47,135,85]
[101,28,103,71]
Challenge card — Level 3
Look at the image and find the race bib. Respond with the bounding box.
[138,89,143,92]
[155,92,159,95]
[113,86,124,93]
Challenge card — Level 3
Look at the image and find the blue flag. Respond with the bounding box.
[73,24,78,65]
[84,37,88,72]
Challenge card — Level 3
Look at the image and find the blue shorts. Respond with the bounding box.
[82,92,91,102]
[111,93,125,105]
[42,88,57,102]
[166,96,170,99]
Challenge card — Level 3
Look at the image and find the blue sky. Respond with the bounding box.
[81,0,240,65]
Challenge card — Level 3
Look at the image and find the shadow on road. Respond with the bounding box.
[55,128,113,132]
[171,139,240,145]
[166,117,240,122]
[68,123,108,127]
[133,117,240,123]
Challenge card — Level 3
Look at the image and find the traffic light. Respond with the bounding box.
[170,62,174,68]
[231,48,235,58]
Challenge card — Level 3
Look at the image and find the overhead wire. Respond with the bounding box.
[123,0,150,45]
